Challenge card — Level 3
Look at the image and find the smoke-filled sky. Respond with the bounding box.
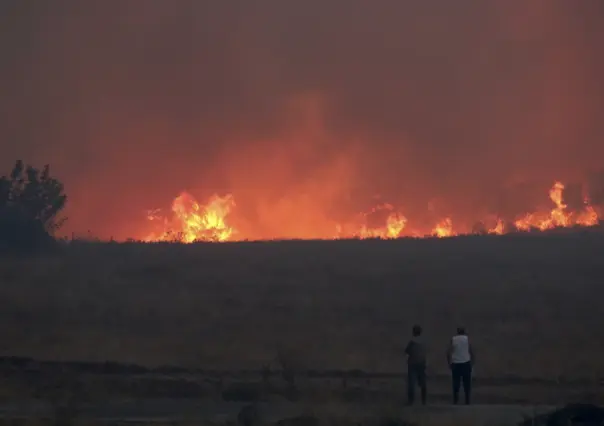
[1,0,604,239]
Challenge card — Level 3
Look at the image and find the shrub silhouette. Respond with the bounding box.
[0,160,67,252]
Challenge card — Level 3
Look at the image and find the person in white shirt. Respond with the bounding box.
[446,327,475,405]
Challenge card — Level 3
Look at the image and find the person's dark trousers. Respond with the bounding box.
[451,361,472,404]
[407,363,427,405]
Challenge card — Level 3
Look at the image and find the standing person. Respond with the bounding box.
[405,324,427,405]
[447,327,474,405]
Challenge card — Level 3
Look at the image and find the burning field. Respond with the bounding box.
[142,180,600,243]
[2,1,604,246]
[3,2,604,413]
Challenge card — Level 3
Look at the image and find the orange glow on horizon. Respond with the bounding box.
[141,180,600,243]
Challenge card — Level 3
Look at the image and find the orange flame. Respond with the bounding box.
[350,203,408,239]
[432,218,455,238]
[386,213,407,238]
[576,205,598,226]
[513,181,598,231]
[143,180,599,242]
[144,192,235,242]
[488,218,505,235]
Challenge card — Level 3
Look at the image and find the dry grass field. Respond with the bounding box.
[0,230,603,411]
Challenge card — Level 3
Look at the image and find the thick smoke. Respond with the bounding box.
[1,1,603,239]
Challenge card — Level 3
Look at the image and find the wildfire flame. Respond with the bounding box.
[143,181,600,243]
[488,218,505,235]
[144,193,235,242]
[513,181,598,231]
[432,218,455,238]
[350,203,408,239]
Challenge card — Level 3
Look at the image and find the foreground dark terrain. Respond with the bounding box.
[0,231,603,424]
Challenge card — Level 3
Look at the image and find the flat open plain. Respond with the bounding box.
[0,230,603,424]
[0,398,558,425]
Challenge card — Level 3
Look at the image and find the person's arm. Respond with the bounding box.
[446,339,453,367]
[469,343,475,365]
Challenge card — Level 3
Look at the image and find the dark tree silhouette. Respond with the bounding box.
[0,160,67,251]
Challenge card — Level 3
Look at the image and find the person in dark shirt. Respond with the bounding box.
[405,324,427,405]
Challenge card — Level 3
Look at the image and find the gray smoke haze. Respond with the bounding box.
[1,0,603,238]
